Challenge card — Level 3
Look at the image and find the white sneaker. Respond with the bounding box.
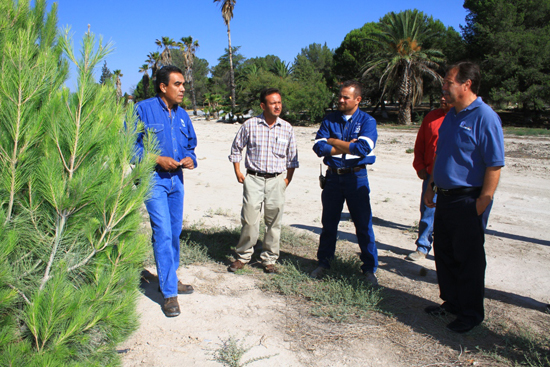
[310,266,326,279]
[364,272,379,287]
[406,250,427,261]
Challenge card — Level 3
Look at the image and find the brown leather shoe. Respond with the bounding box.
[177,281,194,294]
[263,264,277,274]
[163,297,180,317]
[157,281,194,295]
[229,260,245,272]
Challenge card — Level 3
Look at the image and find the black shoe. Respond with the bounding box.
[425,303,458,316]
[162,297,180,317]
[446,318,478,333]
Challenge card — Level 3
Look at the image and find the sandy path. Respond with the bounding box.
[120,117,550,366]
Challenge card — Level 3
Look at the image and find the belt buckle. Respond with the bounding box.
[336,168,346,175]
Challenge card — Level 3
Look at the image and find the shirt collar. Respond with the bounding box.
[451,96,482,116]
[259,113,281,127]
[155,95,179,112]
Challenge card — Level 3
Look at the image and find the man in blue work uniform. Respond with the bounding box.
[311,80,379,286]
[424,62,505,333]
[134,65,198,317]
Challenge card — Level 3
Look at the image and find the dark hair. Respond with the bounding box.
[155,65,184,94]
[447,62,481,95]
[341,80,362,98]
[260,87,281,104]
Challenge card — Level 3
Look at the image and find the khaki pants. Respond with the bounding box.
[235,173,286,265]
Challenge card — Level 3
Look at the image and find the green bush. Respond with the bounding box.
[0,1,155,365]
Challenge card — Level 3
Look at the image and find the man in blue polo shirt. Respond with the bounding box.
[134,65,198,317]
[424,62,505,333]
[311,80,379,286]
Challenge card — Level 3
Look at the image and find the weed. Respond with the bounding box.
[212,335,277,367]
[383,197,390,202]
[204,207,232,218]
[389,138,399,144]
[262,256,381,321]
[405,148,414,154]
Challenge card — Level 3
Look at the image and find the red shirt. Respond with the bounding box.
[413,108,447,175]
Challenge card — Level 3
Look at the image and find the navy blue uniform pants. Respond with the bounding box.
[317,168,378,274]
[433,191,492,326]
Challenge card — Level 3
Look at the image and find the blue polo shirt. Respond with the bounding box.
[134,95,198,167]
[433,97,504,189]
[313,108,377,168]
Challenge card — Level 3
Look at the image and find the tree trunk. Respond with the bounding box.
[226,23,236,111]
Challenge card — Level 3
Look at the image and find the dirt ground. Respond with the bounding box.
[119,117,550,367]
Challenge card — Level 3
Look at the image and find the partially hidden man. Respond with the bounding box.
[424,62,505,333]
[407,96,452,261]
[311,80,379,286]
[134,66,197,317]
[228,88,299,274]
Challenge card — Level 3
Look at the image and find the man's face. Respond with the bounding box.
[337,87,361,114]
[442,67,468,105]
[260,92,282,119]
[161,72,185,106]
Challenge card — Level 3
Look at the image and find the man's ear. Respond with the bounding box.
[260,102,266,111]
[160,83,167,93]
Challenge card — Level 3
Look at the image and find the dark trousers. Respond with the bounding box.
[317,168,378,274]
[433,192,492,325]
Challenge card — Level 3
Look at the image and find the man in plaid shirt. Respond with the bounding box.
[228,88,299,273]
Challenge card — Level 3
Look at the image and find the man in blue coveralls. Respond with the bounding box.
[424,62,505,333]
[134,65,198,317]
[311,80,379,286]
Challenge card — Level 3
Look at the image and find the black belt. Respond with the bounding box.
[247,169,281,179]
[327,165,366,175]
[436,186,481,196]
[155,166,182,173]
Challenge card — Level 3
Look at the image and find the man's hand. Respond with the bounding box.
[417,168,428,180]
[180,157,195,170]
[476,195,492,216]
[424,184,436,208]
[156,156,181,171]
[235,171,245,184]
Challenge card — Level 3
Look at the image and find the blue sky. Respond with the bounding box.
[52,0,469,94]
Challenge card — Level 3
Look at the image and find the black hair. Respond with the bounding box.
[447,62,481,95]
[341,80,363,98]
[155,65,184,94]
[259,87,281,104]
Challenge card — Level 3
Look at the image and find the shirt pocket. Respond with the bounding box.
[147,124,165,146]
[272,138,288,158]
[178,126,189,152]
[456,129,475,152]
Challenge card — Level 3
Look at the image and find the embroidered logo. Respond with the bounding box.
[354,125,361,133]
[459,121,471,131]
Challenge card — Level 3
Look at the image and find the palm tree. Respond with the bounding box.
[113,69,123,101]
[213,0,237,111]
[363,9,444,125]
[178,36,200,115]
[269,60,293,79]
[155,36,176,66]
[146,52,161,81]
[139,63,150,99]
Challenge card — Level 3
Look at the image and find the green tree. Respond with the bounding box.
[210,46,245,103]
[0,1,155,364]
[463,0,550,111]
[213,0,237,111]
[364,9,444,124]
[99,60,112,84]
[155,36,175,66]
[138,63,151,99]
[178,36,200,114]
[146,51,161,81]
[113,68,123,100]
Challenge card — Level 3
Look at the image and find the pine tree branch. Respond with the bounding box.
[7,284,31,305]
[40,212,67,290]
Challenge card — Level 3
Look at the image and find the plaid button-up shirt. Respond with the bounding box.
[229,114,299,173]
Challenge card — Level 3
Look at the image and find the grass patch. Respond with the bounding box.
[405,148,414,154]
[262,256,382,322]
[503,127,550,136]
